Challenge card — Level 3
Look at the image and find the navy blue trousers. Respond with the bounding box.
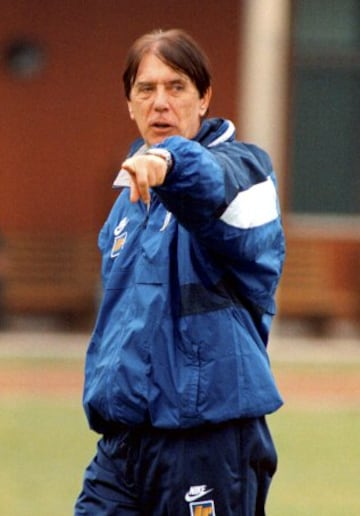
[74,417,277,515]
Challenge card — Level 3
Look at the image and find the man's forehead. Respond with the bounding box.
[134,76,189,87]
[134,54,190,83]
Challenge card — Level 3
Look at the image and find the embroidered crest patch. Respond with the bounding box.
[189,500,216,516]
[111,217,129,258]
[111,233,127,258]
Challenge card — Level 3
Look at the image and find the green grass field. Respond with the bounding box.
[267,408,360,515]
[1,357,359,515]
[0,397,97,516]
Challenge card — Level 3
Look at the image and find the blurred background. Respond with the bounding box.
[0,0,359,337]
[0,1,359,515]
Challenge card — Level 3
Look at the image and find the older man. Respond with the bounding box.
[75,28,285,515]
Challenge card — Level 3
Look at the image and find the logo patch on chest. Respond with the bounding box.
[111,217,129,258]
[111,233,127,257]
[189,500,216,516]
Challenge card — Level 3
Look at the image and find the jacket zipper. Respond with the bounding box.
[143,199,151,228]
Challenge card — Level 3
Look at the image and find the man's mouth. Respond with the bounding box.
[152,122,172,130]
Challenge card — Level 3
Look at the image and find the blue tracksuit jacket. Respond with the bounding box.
[83,118,285,433]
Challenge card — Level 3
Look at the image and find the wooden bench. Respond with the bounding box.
[277,219,360,331]
[3,233,100,326]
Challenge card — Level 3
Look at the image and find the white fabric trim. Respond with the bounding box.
[220,177,278,229]
[207,120,235,147]
[113,144,148,189]
[113,169,131,188]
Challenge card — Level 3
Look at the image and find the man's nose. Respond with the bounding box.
[153,87,169,110]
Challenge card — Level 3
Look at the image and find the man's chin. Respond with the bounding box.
[147,135,171,146]
[146,129,177,146]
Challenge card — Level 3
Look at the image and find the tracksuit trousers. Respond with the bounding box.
[74,416,277,515]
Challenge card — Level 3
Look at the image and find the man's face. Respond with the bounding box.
[127,52,211,146]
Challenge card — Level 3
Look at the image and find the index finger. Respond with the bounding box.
[122,161,150,204]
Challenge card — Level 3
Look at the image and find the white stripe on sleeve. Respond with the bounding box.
[220,177,278,229]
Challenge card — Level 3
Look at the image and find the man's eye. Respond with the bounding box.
[137,85,154,95]
[171,83,185,92]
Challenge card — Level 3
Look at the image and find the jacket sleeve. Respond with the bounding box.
[154,135,285,314]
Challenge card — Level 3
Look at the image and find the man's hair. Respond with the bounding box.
[123,29,212,100]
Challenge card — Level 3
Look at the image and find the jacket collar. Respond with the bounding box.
[194,118,236,147]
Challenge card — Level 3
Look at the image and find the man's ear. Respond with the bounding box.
[127,101,134,120]
[200,86,212,116]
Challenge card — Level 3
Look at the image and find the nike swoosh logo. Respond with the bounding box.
[185,488,214,502]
